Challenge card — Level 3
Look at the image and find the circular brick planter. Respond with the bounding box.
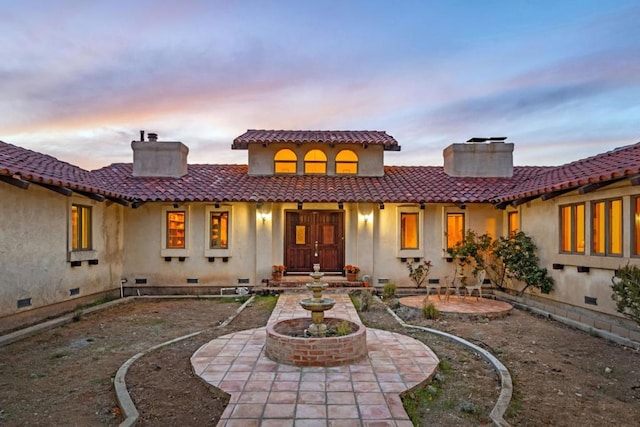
[265,317,367,367]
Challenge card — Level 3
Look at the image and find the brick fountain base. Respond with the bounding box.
[265,317,367,367]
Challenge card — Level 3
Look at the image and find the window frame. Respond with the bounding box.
[445,212,465,250]
[632,196,640,257]
[303,149,327,175]
[274,148,297,174]
[204,204,232,257]
[507,210,519,236]
[161,205,190,257]
[591,198,623,257]
[71,203,93,251]
[335,149,358,175]
[397,206,423,258]
[559,202,585,254]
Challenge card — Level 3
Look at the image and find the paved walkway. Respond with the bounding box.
[400,295,513,318]
[191,293,439,426]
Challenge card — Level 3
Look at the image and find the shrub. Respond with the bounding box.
[612,264,640,326]
[336,320,353,336]
[359,290,374,312]
[406,259,432,288]
[422,301,440,319]
[383,283,396,300]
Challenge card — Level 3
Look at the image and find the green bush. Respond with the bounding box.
[612,264,640,326]
[336,320,353,336]
[422,301,440,319]
[360,290,374,312]
[382,283,396,300]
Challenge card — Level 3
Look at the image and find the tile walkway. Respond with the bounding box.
[191,293,439,426]
[399,295,513,318]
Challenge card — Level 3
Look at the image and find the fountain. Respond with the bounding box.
[264,264,368,366]
[299,264,335,337]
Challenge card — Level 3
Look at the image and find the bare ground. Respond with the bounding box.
[1,294,639,426]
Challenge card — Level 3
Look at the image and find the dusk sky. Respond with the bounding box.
[2,0,639,170]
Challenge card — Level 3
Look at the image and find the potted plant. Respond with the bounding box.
[344,264,360,281]
[272,264,286,280]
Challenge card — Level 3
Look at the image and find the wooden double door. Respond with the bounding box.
[285,211,344,273]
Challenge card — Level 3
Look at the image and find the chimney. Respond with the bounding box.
[443,137,513,178]
[131,131,189,178]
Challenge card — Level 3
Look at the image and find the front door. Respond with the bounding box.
[285,211,344,273]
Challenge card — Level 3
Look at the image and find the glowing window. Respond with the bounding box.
[274,149,297,174]
[634,197,640,256]
[401,213,419,249]
[210,212,229,249]
[592,199,622,256]
[304,149,327,174]
[71,204,92,250]
[560,203,585,253]
[335,150,358,174]
[507,211,519,236]
[446,213,464,249]
[167,211,186,249]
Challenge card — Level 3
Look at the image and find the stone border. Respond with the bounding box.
[115,295,255,427]
[383,299,513,427]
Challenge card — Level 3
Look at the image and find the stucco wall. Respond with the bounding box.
[0,184,124,328]
[517,182,640,319]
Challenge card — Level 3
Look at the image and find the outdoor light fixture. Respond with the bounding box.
[214,202,220,208]
[420,202,425,210]
[256,201,263,210]
[338,202,344,209]
[297,202,303,210]
[172,202,180,208]
[260,211,268,223]
[363,213,373,224]
[379,202,385,210]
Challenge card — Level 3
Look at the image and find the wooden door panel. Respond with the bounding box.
[285,211,344,273]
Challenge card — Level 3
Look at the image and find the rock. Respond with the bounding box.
[605,367,612,374]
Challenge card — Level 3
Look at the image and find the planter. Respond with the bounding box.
[346,273,357,281]
[272,273,283,281]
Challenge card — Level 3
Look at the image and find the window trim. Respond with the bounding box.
[507,210,519,236]
[445,211,465,251]
[204,204,232,257]
[397,206,423,257]
[274,148,297,174]
[632,196,640,257]
[335,149,358,175]
[68,200,97,262]
[559,202,585,254]
[303,149,328,175]
[71,204,93,251]
[161,205,190,257]
[591,198,623,257]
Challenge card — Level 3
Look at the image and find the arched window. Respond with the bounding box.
[335,149,358,174]
[274,149,297,174]
[304,149,327,174]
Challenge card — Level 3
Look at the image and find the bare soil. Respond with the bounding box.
[1,294,639,426]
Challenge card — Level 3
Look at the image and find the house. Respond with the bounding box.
[1,130,639,341]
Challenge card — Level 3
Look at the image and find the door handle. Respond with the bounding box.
[314,241,318,257]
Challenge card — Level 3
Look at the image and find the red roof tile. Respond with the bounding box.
[494,142,640,203]
[0,140,118,196]
[232,130,400,151]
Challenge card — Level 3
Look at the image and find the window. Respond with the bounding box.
[401,212,419,249]
[166,211,186,249]
[304,149,327,174]
[592,198,622,256]
[633,197,640,256]
[507,211,519,236]
[71,204,92,250]
[335,150,358,174]
[210,211,229,249]
[446,213,464,249]
[559,203,585,253]
[274,149,297,174]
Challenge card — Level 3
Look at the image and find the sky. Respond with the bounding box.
[1,0,639,170]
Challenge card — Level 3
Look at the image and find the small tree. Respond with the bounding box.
[495,231,554,295]
[406,259,432,288]
[611,264,640,326]
[446,230,492,283]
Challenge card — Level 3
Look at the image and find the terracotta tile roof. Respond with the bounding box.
[0,140,118,196]
[91,163,549,204]
[232,130,400,151]
[493,142,640,203]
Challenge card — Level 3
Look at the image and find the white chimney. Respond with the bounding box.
[131,132,189,178]
[443,137,513,178]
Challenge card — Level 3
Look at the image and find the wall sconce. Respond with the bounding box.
[338,202,344,210]
[362,213,373,224]
[172,202,180,208]
[420,202,425,210]
[297,202,303,210]
[379,202,385,210]
[214,202,220,208]
[259,211,269,223]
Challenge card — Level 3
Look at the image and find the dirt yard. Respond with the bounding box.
[0,294,639,426]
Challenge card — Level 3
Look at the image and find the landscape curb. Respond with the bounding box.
[113,295,256,427]
[383,300,512,427]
